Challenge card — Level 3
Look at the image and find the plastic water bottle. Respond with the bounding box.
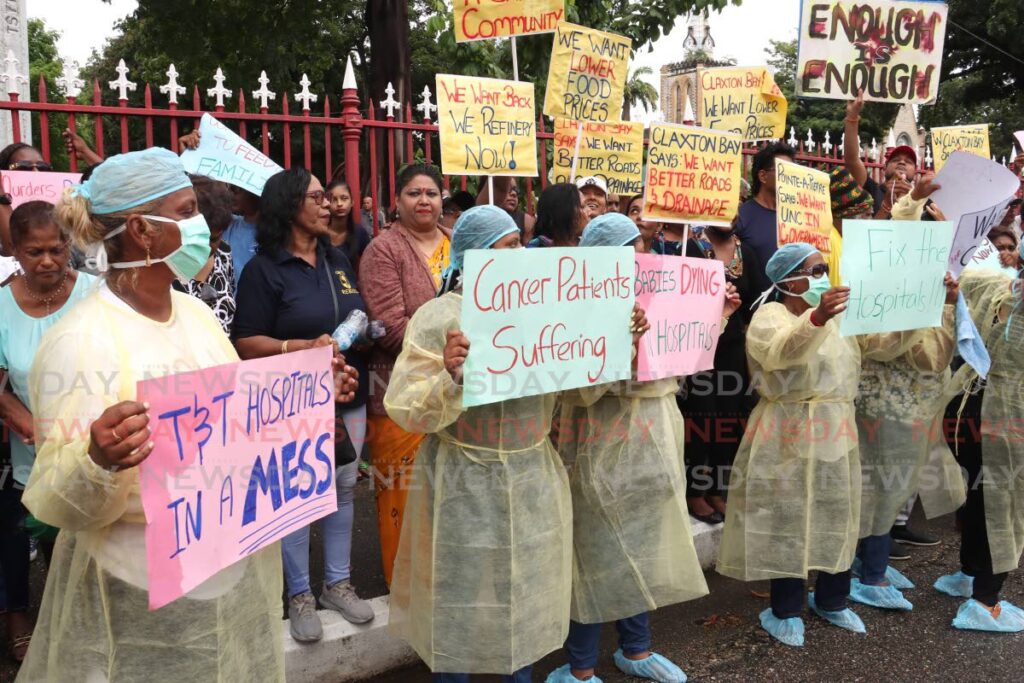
[332,310,369,351]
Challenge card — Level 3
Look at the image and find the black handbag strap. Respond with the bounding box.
[322,251,340,329]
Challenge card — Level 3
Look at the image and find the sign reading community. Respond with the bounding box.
[453,0,565,42]
[543,22,632,124]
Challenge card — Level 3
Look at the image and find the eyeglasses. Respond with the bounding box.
[9,160,52,171]
[792,264,830,279]
[305,190,326,203]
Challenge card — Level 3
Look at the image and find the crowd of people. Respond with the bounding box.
[0,97,1020,683]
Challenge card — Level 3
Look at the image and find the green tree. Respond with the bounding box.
[621,66,658,121]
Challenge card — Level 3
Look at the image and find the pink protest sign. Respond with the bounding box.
[138,346,337,610]
[634,253,726,381]
[1,170,82,208]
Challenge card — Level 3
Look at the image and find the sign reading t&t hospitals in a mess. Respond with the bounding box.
[697,66,788,142]
[795,0,949,104]
[543,22,632,124]
[436,74,538,177]
[179,113,283,195]
[454,0,565,42]
[930,124,990,172]
[775,159,833,256]
[553,118,644,194]
[642,123,743,227]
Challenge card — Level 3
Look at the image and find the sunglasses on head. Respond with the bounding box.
[9,160,52,171]
[792,264,830,279]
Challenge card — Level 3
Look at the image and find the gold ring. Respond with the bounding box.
[112,426,122,442]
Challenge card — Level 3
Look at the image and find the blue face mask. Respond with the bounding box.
[777,274,832,307]
[106,214,212,281]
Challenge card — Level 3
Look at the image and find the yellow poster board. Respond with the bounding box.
[642,124,743,227]
[697,66,788,142]
[552,118,644,194]
[930,124,990,172]
[775,159,833,255]
[543,22,631,124]
[435,74,538,177]
[454,0,565,42]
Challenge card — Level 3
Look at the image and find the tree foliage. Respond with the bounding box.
[622,67,658,121]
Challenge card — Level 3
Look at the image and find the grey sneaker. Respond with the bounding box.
[319,581,375,624]
[288,592,323,642]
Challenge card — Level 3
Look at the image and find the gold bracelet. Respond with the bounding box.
[281,340,289,355]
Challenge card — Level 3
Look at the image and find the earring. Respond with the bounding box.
[145,248,151,267]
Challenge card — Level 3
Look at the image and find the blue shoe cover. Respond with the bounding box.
[614,650,686,683]
[933,571,973,598]
[758,608,804,647]
[952,599,1024,633]
[884,565,915,590]
[849,579,913,611]
[545,664,602,683]
[808,594,867,633]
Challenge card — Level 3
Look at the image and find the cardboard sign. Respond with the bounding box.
[552,118,644,194]
[139,347,337,610]
[775,159,833,255]
[1,170,81,208]
[543,22,632,124]
[930,124,990,172]
[461,247,634,407]
[963,237,1018,277]
[436,74,538,177]
[634,253,726,381]
[697,66,788,142]
[795,0,948,104]
[840,219,953,336]
[642,124,743,227]
[180,113,283,195]
[454,0,565,42]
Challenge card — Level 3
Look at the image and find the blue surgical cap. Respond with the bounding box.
[450,204,520,271]
[766,242,818,283]
[579,212,640,248]
[71,147,192,215]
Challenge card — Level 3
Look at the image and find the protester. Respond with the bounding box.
[0,143,49,172]
[362,195,387,231]
[734,142,796,273]
[358,163,449,586]
[530,183,587,248]
[63,129,104,167]
[623,192,659,253]
[326,178,371,271]
[502,182,536,239]
[825,167,875,287]
[232,167,373,641]
[576,176,608,220]
[176,175,236,334]
[989,224,1021,270]
[844,92,917,219]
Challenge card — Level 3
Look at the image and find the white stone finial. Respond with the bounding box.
[839,132,846,155]
[379,82,400,119]
[57,61,84,99]
[294,74,318,111]
[869,137,879,161]
[0,50,26,96]
[159,64,186,104]
[683,97,695,123]
[251,70,277,110]
[787,126,798,148]
[207,67,233,108]
[416,85,436,121]
[343,56,357,90]
[107,58,137,100]
[822,131,833,155]
[886,129,897,149]
[804,129,815,152]
[924,145,933,168]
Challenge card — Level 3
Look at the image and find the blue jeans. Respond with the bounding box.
[281,406,365,597]
[771,570,851,618]
[433,667,532,683]
[565,613,651,671]
[857,533,891,585]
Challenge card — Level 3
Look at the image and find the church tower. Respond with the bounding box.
[682,10,716,57]
[661,11,721,124]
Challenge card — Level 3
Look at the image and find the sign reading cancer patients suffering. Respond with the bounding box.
[180,113,283,195]
[697,66,788,142]
[642,124,742,227]
[139,347,337,610]
[795,0,949,104]
[634,254,726,381]
[930,124,990,172]
[552,118,644,194]
[775,159,833,255]
[454,0,565,42]
[543,22,632,124]
[1,170,81,208]
[840,220,954,336]
[461,247,634,407]
[436,74,538,177]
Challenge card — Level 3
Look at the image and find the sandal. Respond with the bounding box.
[10,633,31,662]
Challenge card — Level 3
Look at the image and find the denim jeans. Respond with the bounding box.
[565,613,651,671]
[856,533,891,585]
[432,667,532,683]
[0,468,29,612]
[771,570,851,618]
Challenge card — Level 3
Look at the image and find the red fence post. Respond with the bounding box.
[92,80,104,158]
[143,84,154,148]
[37,76,49,162]
[340,58,364,232]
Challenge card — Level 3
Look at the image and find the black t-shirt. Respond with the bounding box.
[863,177,884,214]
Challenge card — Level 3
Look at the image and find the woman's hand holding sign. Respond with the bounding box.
[811,286,850,327]
[723,282,742,319]
[88,401,154,471]
[444,330,471,384]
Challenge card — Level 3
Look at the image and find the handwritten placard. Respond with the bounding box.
[180,113,283,195]
[634,253,725,380]
[775,159,833,255]
[697,66,788,142]
[840,219,953,336]
[963,237,1018,277]
[795,0,948,104]
[930,124,990,172]
[138,346,336,610]
[552,118,644,194]
[454,0,565,42]
[543,22,632,123]
[642,124,742,227]
[436,74,538,177]
[461,247,634,407]
[1,170,81,208]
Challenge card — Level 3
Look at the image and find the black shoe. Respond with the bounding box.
[891,524,940,546]
[691,510,725,525]
[889,545,911,561]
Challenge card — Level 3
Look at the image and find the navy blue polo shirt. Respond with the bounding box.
[233,241,369,407]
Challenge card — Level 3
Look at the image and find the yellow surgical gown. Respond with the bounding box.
[384,292,572,675]
[17,287,283,683]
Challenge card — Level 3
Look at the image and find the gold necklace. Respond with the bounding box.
[21,269,70,315]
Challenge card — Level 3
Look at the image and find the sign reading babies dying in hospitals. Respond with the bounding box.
[840,219,954,336]
[930,124,990,172]
[179,113,283,195]
[795,0,949,104]
[436,74,538,177]
[543,22,632,124]
[461,247,634,407]
[697,66,788,142]
[552,118,644,194]
[139,347,337,610]
[454,0,565,42]
[775,159,833,255]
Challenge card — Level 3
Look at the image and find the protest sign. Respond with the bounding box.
[775,159,833,255]
[634,253,725,381]
[139,346,337,610]
[436,74,538,177]
[1,170,81,208]
[930,124,990,172]
[543,22,632,124]
[454,0,565,42]
[795,0,948,104]
[180,113,283,195]
[697,66,788,142]
[963,237,1017,278]
[461,247,634,407]
[840,219,953,336]
[1014,131,1024,154]
[642,123,742,227]
[552,118,644,194]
